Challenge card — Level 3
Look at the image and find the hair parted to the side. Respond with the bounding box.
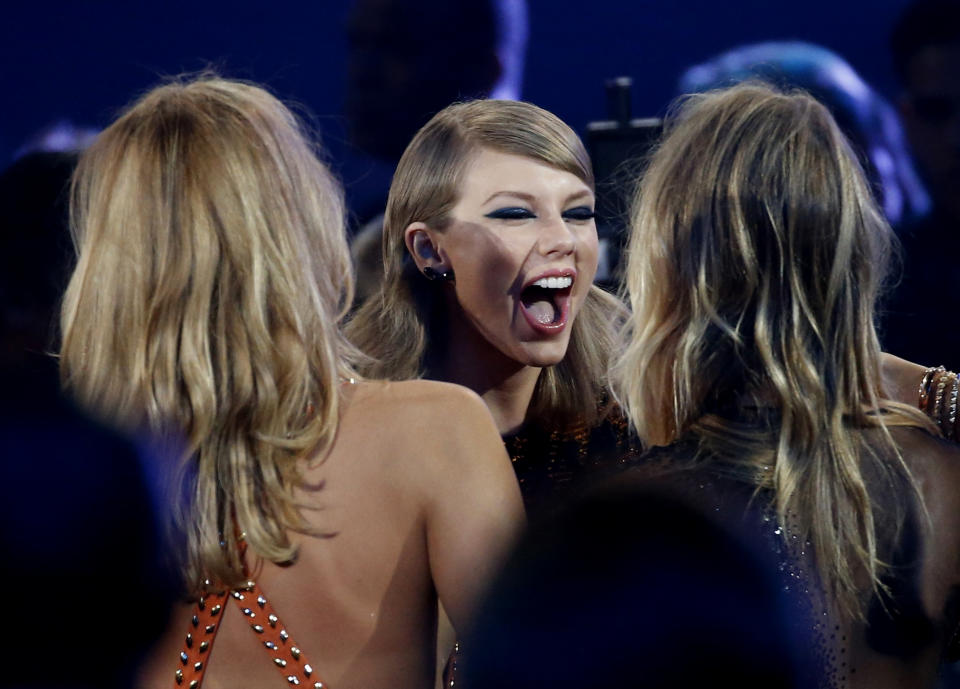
[60,75,362,594]
[610,82,937,620]
[346,99,623,427]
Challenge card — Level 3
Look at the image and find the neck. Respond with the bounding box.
[431,301,541,436]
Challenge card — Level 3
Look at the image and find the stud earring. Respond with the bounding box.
[423,266,455,282]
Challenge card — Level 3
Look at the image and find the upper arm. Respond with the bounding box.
[880,352,927,407]
[417,385,525,633]
[896,430,960,623]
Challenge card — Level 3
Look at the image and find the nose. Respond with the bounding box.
[536,213,577,257]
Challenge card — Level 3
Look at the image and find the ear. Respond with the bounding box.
[404,222,452,273]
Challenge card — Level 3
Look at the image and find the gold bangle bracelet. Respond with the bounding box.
[933,370,951,428]
[948,373,959,441]
[919,365,944,411]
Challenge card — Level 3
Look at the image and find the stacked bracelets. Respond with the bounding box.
[919,365,960,442]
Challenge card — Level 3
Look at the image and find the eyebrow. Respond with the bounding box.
[482,189,594,205]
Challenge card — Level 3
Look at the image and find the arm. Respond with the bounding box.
[881,353,959,442]
[880,352,927,407]
[420,385,525,633]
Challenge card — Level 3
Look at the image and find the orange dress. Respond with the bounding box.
[173,580,326,689]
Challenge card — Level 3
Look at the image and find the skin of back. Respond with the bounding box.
[138,379,523,689]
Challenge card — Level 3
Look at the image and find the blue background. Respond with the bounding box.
[1,1,912,182]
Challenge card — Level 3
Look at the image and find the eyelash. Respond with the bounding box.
[562,206,596,221]
[485,207,535,220]
[483,206,596,221]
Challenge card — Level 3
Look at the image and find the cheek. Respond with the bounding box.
[449,243,520,317]
[577,228,601,280]
[449,230,528,292]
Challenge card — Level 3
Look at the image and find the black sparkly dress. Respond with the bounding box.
[502,403,641,520]
[626,426,960,689]
[443,404,641,687]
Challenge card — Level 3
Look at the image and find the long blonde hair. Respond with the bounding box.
[346,99,623,427]
[611,82,936,619]
[60,75,361,592]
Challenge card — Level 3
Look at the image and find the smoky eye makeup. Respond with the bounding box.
[561,206,596,221]
[484,207,537,220]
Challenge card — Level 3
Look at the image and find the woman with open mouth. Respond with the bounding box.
[347,99,632,519]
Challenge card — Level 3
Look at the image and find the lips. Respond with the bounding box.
[518,270,575,334]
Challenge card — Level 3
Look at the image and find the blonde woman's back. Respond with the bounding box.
[138,379,522,689]
[58,76,522,689]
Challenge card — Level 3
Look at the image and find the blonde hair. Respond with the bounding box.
[60,75,361,592]
[347,99,623,427]
[611,82,936,619]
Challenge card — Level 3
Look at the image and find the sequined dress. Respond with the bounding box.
[443,404,640,686]
[631,429,960,689]
[503,404,640,520]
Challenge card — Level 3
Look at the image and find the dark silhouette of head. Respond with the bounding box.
[462,478,813,688]
[345,0,528,161]
[892,1,960,222]
[0,151,78,365]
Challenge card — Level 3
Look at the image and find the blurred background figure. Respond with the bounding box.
[678,41,930,231]
[12,119,99,161]
[0,383,174,689]
[0,117,99,370]
[0,136,172,689]
[345,0,527,165]
[345,0,528,304]
[892,0,960,231]
[0,150,77,372]
[883,0,960,367]
[461,479,815,689]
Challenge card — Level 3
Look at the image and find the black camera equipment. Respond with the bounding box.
[585,77,662,288]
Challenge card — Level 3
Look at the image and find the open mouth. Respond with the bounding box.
[519,275,574,332]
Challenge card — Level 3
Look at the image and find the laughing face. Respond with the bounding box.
[419,148,599,369]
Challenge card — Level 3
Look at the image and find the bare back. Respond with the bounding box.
[138,380,523,689]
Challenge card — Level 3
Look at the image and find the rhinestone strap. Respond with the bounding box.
[174,590,228,688]
[174,580,327,688]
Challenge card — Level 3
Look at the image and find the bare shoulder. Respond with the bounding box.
[887,425,960,505]
[347,379,495,433]
[352,378,486,411]
[338,379,503,464]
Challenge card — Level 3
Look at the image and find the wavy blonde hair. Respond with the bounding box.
[60,76,361,592]
[346,99,623,427]
[611,82,936,619]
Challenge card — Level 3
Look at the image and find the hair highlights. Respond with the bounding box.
[611,82,936,619]
[60,76,361,591]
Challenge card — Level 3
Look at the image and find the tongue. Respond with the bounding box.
[524,297,558,324]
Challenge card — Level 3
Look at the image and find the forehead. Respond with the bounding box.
[456,148,591,202]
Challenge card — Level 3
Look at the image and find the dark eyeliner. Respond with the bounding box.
[562,206,596,220]
[484,207,536,220]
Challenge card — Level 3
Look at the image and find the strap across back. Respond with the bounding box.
[173,579,327,688]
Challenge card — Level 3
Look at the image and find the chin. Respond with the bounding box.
[516,339,572,368]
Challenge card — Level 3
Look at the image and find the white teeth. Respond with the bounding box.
[532,276,573,289]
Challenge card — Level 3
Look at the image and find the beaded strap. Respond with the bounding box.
[174,581,328,688]
[174,589,228,688]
